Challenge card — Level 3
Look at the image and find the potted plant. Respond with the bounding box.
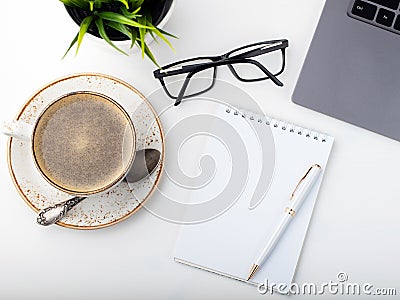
[61,0,176,66]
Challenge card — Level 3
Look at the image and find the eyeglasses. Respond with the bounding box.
[153,39,288,106]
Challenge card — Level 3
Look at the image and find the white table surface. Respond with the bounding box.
[1,0,399,299]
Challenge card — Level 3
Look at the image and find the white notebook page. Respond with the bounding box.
[174,103,334,294]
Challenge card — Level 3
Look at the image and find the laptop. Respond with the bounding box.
[292,0,400,141]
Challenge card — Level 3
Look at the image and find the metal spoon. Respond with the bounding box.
[36,148,161,226]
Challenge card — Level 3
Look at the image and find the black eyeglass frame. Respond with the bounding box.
[153,39,289,106]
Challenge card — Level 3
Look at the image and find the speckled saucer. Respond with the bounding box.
[7,73,164,229]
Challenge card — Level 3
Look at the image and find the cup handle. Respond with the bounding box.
[1,120,33,141]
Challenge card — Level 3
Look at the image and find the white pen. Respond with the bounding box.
[246,164,322,281]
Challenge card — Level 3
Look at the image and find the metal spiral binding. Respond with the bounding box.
[225,106,327,143]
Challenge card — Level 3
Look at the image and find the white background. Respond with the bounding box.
[0,0,399,299]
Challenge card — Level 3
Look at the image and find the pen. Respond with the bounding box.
[246,164,322,281]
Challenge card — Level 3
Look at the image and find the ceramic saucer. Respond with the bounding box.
[7,73,164,229]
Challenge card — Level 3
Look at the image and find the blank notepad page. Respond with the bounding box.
[174,102,334,294]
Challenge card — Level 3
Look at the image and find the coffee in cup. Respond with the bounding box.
[3,91,136,196]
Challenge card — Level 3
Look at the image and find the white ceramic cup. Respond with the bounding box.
[2,91,136,197]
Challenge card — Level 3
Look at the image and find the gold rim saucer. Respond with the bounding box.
[7,73,164,230]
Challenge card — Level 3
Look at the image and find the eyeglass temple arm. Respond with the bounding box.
[227,42,288,60]
[175,75,192,106]
[248,60,283,86]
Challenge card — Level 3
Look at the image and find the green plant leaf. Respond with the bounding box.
[116,0,129,9]
[137,16,146,58]
[59,0,89,10]
[96,12,151,29]
[128,0,144,8]
[76,15,94,55]
[136,39,159,67]
[87,1,93,11]
[157,28,178,39]
[148,24,175,52]
[149,30,158,43]
[94,0,111,9]
[120,6,141,18]
[130,28,137,48]
[142,42,160,67]
[107,21,138,49]
[62,33,79,59]
[95,18,128,55]
[106,21,133,40]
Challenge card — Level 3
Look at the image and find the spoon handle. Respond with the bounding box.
[36,197,86,226]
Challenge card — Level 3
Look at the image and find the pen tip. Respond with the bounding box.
[246,264,260,281]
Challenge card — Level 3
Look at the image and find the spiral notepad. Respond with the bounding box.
[174,103,334,294]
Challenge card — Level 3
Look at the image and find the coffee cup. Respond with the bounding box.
[2,91,136,197]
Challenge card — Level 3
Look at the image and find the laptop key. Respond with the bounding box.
[376,8,395,26]
[367,0,400,10]
[394,15,400,30]
[352,0,378,20]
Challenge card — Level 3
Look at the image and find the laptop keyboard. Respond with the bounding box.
[348,0,400,34]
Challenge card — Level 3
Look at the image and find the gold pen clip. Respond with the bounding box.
[290,164,321,200]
